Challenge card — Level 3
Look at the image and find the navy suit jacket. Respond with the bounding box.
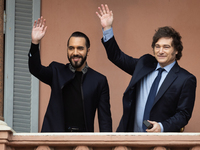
[102,36,196,132]
[28,43,112,132]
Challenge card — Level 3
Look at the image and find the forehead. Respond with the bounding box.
[156,37,173,45]
[68,37,86,46]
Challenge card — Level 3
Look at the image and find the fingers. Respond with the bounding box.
[105,4,110,14]
[96,11,101,19]
[33,16,46,30]
[33,20,37,28]
[41,18,46,28]
[43,26,48,33]
[36,18,40,27]
[96,4,111,17]
[38,16,44,27]
[146,120,161,132]
[110,11,113,17]
[101,4,106,14]
[147,120,154,124]
[98,6,104,16]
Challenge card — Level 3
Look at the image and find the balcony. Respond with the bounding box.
[1,120,200,150]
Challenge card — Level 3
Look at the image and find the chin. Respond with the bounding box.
[157,60,165,64]
[158,61,167,66]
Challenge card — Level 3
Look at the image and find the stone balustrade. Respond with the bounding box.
[1,120,200,150]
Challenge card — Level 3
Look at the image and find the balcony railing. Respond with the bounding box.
[1,120,200,150]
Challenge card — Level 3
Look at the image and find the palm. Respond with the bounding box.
[31,17,47,44]
[100,13,113,28]
[32,26,46,42]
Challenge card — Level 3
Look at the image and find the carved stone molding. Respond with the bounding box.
[113,146,130,150]
[190,146,200,150]
[0,120,15,133]
[35,146,53,150]
[74,146,92,150]
[153,146,167,150]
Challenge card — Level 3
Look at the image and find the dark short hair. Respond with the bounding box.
[67,31,90,49]
[151,26,183,60]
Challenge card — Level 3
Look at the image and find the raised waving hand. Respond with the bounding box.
[96,4,113,31]
[32,16,47,44]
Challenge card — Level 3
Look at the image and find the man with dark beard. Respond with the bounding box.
[28,16,112,132]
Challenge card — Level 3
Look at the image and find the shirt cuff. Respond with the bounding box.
[29,43,39,57]
[158,122,164,132]
[102,28,114,42]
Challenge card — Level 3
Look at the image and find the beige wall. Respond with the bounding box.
[39,0,200,132]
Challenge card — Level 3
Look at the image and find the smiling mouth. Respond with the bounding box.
[73,57,80,62]
[158,55,166,58]
[71,55,82,61]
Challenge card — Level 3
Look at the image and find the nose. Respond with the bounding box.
[159,47,164,53]
[74,48,78,55]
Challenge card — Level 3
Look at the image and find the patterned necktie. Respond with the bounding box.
[142,68,165,131]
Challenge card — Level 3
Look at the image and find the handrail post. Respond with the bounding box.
[0,120,15,150]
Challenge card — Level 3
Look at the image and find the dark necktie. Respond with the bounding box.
[142,68,165,131]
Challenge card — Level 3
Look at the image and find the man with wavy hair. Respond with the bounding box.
[96,4,196,132]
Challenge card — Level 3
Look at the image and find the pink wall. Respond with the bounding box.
[39,0,200,132]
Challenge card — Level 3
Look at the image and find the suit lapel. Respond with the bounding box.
[125,61,157,93]
[60,64,75,89]
[153,62,179,106]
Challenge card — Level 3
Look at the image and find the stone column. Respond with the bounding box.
[35,146,54,150]
[190,146,200,150]
[0,0,4,121]
[74,146,92,150]
[153,147,167,150]
[113,146,130,150]
[0,120,14,150]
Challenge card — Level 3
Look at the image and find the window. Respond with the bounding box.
[4,0,40,132]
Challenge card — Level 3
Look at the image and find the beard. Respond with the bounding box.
[68,54,87,69]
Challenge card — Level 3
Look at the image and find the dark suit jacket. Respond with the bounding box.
[28,43,112,132]
[102,36,196,132]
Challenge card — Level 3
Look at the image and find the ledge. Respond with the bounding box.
[9,132,200,147]
[0,121,200,150]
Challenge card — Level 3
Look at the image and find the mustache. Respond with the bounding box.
[70,55,83,59]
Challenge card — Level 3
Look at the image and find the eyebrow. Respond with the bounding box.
[155,44,171,46]
[77,46,84,48]
[68,46,84,48]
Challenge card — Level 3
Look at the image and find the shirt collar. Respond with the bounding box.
[156,61,176,73]
[69,63,88,74]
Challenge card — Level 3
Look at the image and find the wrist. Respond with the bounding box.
[32,40,40,45]
[103,26,112,31]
